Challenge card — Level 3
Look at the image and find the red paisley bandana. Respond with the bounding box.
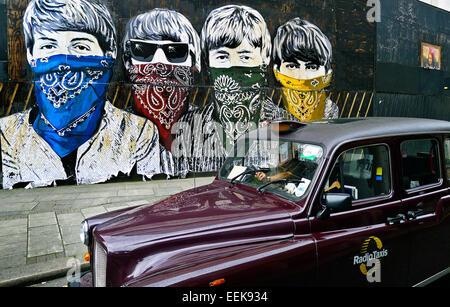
[128,63,195,150]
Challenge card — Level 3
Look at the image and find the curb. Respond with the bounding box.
[0,257,90,287]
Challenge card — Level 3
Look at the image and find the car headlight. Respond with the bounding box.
[80,220,89,246]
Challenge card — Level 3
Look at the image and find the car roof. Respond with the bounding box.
[251,117,450,156]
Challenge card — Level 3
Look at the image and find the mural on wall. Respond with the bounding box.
[273,18,338,121]
[202,5,292,146]
[123,8,201,152]
[0,0,174,189]
[171,4,292,176]
[0,0,346,189]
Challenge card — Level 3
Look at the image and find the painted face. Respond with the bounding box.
[208,39,263,68]
[129,40,192,67]
[126,39,195,150]
[278,60,327,80]
[30,30,104,61]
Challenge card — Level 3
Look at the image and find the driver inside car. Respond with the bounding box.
[255,157,303,183]
[255,147,339,195]
[253,153,314,197]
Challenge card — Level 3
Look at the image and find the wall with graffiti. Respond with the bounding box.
[0,0,376,189]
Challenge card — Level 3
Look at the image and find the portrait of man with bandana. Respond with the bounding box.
[123,8,201,153]
[0,0,174,189]
[202,4,291,146]
[171,4,291,175]
[273,18,339,122]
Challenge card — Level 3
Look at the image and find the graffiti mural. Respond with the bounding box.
[0,0,351,189]
[123,8,201,151]
[171,4,292,176]
[202,5,291,146]
[0,0,173,189]
[273,18,338,121]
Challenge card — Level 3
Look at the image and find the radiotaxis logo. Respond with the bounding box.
[353,236,388,283]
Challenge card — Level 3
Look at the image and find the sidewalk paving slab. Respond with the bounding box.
[0,175,215,287]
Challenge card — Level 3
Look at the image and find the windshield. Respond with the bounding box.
[219,138,324,201]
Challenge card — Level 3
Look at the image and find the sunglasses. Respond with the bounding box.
[126,40,190,64]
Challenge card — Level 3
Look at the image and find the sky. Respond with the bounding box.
[418,0,450,12]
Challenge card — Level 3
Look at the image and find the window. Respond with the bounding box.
[445,138,450,181]
[324,144,391,201]
[219,138,324,201]
[401,139,441,189]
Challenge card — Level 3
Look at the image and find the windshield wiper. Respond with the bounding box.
[230,167,270,184]
[257,178,304,193]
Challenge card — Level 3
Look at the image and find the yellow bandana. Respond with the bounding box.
[274,69,332,91]
[274,69,332,121]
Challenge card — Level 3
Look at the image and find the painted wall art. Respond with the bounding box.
[273,18,338,121]
[123,8,201,152]
[0,0,174,189]
[171,4,292,175]
[202,5,291,146]
[0,0,343,189]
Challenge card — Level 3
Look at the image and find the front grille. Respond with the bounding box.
[93,240,107,287]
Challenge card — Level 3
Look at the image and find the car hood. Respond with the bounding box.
[94,181,300,254]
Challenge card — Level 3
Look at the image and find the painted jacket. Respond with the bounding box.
[171,96,338,177]
[0,101,174,189]
[323,98,339,120]
[171,97,296,177]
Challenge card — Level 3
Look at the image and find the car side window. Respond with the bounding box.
[401,139,441,189]
[324,144,391,201]
[445,138,450,182]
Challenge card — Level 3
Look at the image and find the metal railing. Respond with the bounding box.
[0,81,374,119]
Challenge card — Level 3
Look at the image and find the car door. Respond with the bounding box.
[399,136,450,286]
[308,140,410,286]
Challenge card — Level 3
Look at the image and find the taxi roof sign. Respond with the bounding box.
[271,121,307,133]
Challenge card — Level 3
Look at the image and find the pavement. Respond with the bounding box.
[0,174,216,287]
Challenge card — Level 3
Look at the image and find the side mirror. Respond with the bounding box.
[317,193,352,219]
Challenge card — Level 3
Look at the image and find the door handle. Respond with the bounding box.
[407,209,425,220]
[387,214,406,225]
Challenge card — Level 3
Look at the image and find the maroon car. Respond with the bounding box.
[78,118,450,287]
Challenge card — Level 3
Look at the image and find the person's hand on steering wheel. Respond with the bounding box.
[255,172,268,182]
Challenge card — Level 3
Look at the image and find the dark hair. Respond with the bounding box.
[273,18,332,72]
[123,8,201,71]
[201,5,271,66]
[23,0,117,58]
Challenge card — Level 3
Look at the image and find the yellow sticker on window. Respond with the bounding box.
[376,167,383,181]
[376,167,383,176]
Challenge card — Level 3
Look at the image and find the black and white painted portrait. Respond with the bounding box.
[123,8,201,153]
[201,4,290,145]
[171,4,291,176]
[0,0,173,189]
[273,18,338,121]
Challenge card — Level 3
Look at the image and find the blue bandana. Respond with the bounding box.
[31,54,114,158]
